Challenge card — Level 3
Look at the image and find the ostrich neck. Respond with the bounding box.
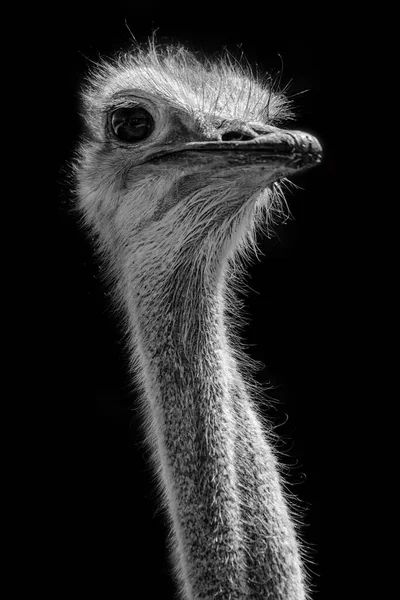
[126,259,306,600]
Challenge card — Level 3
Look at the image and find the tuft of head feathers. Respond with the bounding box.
[80,41,294,139]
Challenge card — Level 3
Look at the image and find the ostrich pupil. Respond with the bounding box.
[111,107,153,142]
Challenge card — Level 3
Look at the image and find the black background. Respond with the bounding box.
[53,3,339,597]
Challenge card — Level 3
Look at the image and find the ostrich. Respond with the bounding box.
[75,42,321,600]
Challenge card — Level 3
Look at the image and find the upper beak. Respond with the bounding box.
[147,127,322,177]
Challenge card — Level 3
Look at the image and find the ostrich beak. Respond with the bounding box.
[148,128,322,178]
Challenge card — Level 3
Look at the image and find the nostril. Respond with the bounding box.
[221,131,254,141]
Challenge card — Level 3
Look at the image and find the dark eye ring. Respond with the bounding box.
[110,107,154,143]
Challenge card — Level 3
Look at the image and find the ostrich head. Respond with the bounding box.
[76,43,321,331]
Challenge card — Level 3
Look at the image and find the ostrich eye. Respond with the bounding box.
[110,107,154,143]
